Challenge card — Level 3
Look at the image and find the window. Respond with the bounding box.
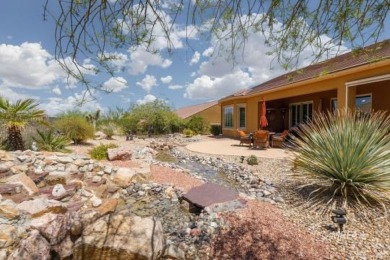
[290,102,313,127]
[330,94,371,112]
[238,105,246,128]
[356,94,372,113]
[223,106,234,128]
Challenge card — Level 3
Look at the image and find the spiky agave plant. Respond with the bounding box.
[0,97,46,151]
[290,110,390,213]
[32,129,70,152]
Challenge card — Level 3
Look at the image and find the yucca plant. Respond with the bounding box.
[290,110,390,213]
[32,129,70,152]
[0,97,46,151]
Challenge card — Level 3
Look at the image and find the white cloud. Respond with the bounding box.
[102,77,128,93]
[0,42,63,88]
[185,15,349,100]
[184,71,253,99]
[136,74,158,92]
[168,84,183,90]
[202,47,214,57]
[160,75,173,84]
[136,94,157,105]
[128,47,172,75]
[190,51,200,65]
[40,91,103,116]
[52,86,61,95]
[99,52,128,72]
[0,87,38,102]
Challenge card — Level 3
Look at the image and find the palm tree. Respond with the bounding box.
[0,97,46,151]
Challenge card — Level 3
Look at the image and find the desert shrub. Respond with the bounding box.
[183,128,195,137]
[290,110,390,213]
[246,155,258,165]
[99,122,119,139]
[32,129,70,152]
[89,143,118,160]
[185,115,209,134]
[210,124,221,136]
[55,115,94,144]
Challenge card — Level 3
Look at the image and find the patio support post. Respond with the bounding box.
[347,85,357,111]
[337,85,347,111]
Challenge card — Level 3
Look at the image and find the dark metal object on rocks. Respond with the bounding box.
[331,208,347,232]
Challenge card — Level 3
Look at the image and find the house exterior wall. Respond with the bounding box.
[193,104,221,124]
[220,60,390,138]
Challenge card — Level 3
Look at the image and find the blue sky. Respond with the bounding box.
[0,1,389,116]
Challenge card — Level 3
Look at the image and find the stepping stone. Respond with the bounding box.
[182,183,239,209]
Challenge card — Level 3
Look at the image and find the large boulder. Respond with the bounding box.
[107,148,132,161]
[111,167,144,188]
[27,213,70,245]
[16,198,66,217]
[3,173,39,195]
[7,230,51,260]
[73,209,164,260]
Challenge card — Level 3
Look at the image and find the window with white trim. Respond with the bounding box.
[223,106,234,128]
[290,101,313,127]
[237,105,246,129]
[330,94,372,112]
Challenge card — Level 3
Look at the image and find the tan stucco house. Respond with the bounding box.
[219,40,390,138]
[175,100,221,125]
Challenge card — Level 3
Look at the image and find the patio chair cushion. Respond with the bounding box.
[237,130,247,137]
[237,130,252,146]
[272,130,289,148]
[253,130,269,149]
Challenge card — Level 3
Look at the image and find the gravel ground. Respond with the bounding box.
[68,135,390,259]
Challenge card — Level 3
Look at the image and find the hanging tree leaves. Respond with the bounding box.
[43,0,390,93]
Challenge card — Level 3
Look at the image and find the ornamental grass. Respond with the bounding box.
[289,110,390,214]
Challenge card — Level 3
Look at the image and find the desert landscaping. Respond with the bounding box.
[0,133,389,259]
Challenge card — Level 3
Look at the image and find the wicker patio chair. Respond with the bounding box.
[271,130,289,148]
[253,130,269,149]
[237,129,252,146]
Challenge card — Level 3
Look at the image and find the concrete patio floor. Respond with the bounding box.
[185,137,293,159]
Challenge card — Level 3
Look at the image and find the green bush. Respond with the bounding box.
[99,122,118,139]
[290,110,390,212]
[55,115,94,144]
[246,155,258,165]
[210,124,221,136]
[89,143,118,160]
[32,129,70,152]
[185,115,209,134]
[183,128,195,137]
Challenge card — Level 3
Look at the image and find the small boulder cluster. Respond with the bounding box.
[0,147,226,259]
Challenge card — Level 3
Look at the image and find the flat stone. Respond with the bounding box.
[0,201,20,219]
[4,173,39,195]
[16,198,66,217]
[96,198,118,216]
[0,183,23,195]
[0,224,17,248]
[107,148,132,161]
[182,183,239,208]
[0,162,13,173]
[56,156,73,164]
[45,171,68,186]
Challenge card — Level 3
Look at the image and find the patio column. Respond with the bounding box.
[337,85,356,111]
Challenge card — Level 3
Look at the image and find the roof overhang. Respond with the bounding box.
[219,58,390,103]
[345,73,390,87]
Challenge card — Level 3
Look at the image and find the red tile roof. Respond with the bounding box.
[222,39,390,99]
[175,100,219,119]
